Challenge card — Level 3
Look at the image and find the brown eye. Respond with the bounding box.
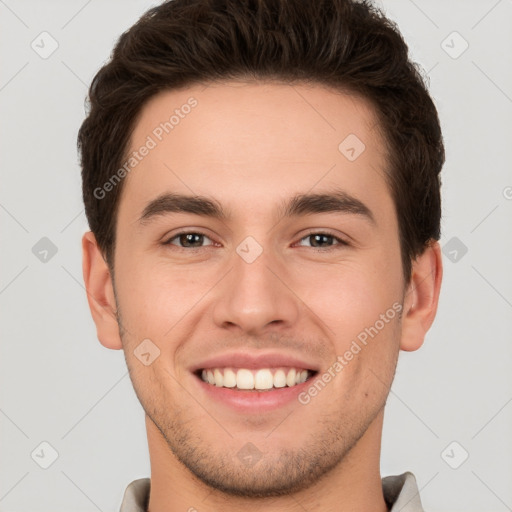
[164,232,214,248]
[297,232,349,249]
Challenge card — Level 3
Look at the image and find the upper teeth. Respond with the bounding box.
[200,367,310,390]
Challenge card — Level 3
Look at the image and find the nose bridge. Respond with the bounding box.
[212,236,299,333]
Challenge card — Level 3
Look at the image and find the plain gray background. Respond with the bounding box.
[1,1,511,511]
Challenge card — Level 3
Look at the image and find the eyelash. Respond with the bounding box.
[162,230,350,251]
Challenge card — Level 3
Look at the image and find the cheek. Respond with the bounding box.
[115,257,212,338]
[294,256,401,339]
[331,307,401,415]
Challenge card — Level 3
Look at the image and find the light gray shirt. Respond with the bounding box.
[119,471,425,511]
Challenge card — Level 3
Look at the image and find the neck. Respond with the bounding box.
[145,409,388,512]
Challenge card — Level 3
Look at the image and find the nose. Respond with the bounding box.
[212,242,301,336]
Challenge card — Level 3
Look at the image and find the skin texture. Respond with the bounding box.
[82,80,442,512]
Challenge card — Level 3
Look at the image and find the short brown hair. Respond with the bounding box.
[77,0,444,284]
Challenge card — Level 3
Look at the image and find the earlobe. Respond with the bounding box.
[82,231,123,350]
[399,240,443,352]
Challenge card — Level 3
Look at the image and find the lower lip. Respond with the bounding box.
[192,373,317,413]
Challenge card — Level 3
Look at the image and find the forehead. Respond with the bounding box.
[119,80,391,224]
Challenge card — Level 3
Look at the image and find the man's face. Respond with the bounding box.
[111,81,406,496]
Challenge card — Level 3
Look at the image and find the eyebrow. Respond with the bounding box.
[138,188,376,226]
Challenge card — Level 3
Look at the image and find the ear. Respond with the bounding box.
[399,240,443,352]
[82,231,123,350]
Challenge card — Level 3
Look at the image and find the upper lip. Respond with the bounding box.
[190,351,321,373]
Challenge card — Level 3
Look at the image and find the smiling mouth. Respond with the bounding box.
[194,367,318,391]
